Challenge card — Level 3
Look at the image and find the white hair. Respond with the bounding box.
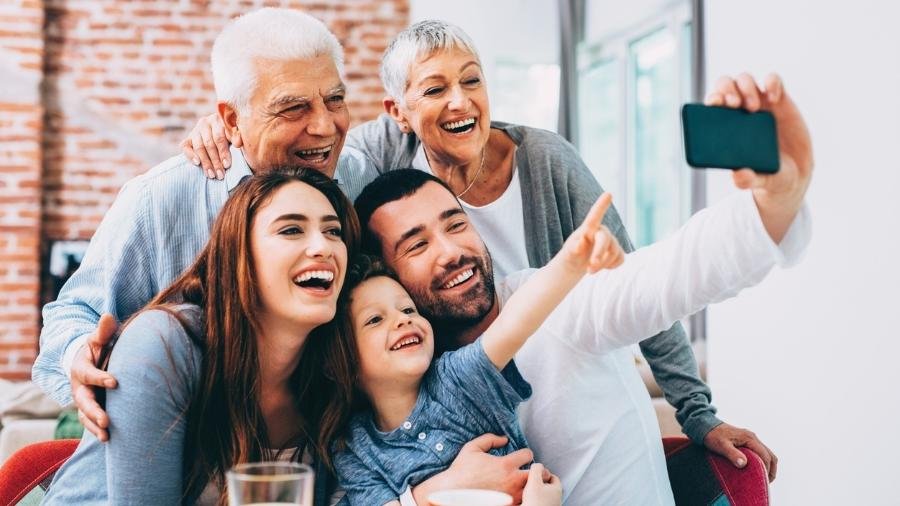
[211,8,344,114]
[380,20,481,105]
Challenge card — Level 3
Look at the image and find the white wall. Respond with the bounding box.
[704,2,900,504]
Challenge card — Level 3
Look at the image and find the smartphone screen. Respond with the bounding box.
[681,104,780,173]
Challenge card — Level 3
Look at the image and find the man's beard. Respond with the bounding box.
[404,253,496,349]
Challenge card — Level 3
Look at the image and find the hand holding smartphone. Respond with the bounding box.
[681,104,780,174]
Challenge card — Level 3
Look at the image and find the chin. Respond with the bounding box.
[295,307,337,328]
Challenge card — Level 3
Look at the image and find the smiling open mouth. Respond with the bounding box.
[441,268,474,289]
[295,145,333,163]
[390,335,422,351]
[293,270,335,291]
[441,117,476,134]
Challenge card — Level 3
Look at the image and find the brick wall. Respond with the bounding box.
[0,0,409,380]
[0,0,45,380]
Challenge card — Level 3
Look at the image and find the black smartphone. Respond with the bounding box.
[681,104,780,173]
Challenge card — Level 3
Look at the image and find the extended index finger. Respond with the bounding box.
[581,193,613,235]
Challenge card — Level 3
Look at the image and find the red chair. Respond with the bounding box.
[0,439,79,506]
[663,436,769,506]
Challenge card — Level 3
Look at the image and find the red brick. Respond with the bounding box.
[2,0,409,380]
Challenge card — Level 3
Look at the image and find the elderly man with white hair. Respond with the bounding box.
[33,8,380,504]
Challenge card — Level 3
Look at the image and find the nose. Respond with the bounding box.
[432,231,463,269]
[305,230,334,259]
[447,85,469,111]
[306,105,338,138]
[394,310,413,328]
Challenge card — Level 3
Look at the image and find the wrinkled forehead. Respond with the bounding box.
[251,55,344,103]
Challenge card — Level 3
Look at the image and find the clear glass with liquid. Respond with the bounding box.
[226,462,314,506]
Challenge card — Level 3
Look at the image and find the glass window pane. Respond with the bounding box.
[577,58,624,201]
[629,27,684,247]
[493,60,560,132]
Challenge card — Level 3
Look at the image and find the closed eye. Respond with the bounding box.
[424,86,444,97]
[281,103,307,114]
[280,226,303,236]
[448,220,467,232]
[405,240,426,254]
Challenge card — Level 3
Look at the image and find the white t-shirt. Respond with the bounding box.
[412,146,529,279]
[499,191,810,505]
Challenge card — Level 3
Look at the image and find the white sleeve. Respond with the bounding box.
[398,486,418,506]
[544,190,811,354]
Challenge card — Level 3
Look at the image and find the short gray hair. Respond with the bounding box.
[380,20,481,104]
[211,8,344,114]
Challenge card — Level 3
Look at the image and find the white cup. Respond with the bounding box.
[427,489,513,506]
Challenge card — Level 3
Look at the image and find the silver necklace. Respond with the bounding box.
[455,148,486,198]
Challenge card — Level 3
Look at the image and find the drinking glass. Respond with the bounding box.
[226,462,314,506]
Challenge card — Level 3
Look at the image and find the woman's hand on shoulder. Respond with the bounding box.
[180,113,232,179]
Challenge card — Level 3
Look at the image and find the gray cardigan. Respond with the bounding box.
[347,114,722,443]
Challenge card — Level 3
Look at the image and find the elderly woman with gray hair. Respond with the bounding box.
[185,18,804,504]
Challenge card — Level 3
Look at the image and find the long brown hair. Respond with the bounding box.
[124,167,359,501]
[316,254,399,471]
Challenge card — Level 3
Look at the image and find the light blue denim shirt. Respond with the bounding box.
[33,147,380,406]
[333,340,532,506]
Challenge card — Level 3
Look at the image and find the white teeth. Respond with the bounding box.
[297,145,332,155]
[441,118,476,131]
[390,336,422,351]
[442,269,474,289]
[293,270,334,283]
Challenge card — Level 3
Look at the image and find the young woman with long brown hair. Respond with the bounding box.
[44,167,359,505]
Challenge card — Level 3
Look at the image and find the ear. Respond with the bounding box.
[218,102,243,148]
[383,96,411,134]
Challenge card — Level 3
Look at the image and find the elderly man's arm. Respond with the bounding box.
[34,177,158,439]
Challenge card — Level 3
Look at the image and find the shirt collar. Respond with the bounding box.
[225,145,253,193]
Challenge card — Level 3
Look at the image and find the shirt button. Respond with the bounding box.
[435,443,444,451]
[418,432,426,440]
[402,421,412,430]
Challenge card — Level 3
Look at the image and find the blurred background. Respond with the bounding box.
[1,0,898,503]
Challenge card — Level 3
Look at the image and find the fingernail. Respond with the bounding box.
[193,157,200,165]
[206,170,214,179]
[216,170,225,180]
[224,158,231,168]
[737,458,746,467]
[104,379,116,388]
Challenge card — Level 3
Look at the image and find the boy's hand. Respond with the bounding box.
[180,113,232,179]
[522,463,562,506]
[561,193,625,274]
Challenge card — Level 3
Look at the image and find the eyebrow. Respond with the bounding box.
[272,213,341,224]
[414,61,481,87]
[391,207,466,255]
[269,84,346,109]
